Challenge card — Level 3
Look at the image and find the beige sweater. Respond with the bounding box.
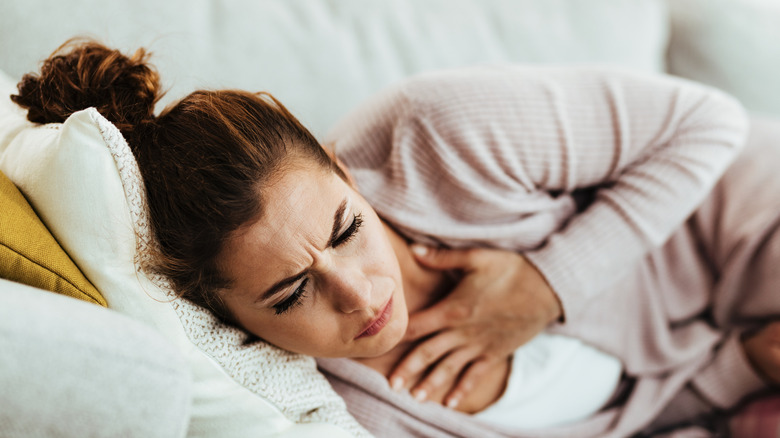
[319,66,776,437]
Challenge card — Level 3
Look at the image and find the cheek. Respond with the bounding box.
[243,311,338,355]
[224,300,308,347]
[359,218,400,274]
[357,239,396,286]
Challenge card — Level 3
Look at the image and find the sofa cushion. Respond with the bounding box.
[0,170,105,305]
[0,278,190,438]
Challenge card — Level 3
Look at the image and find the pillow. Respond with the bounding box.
[0,278,189,438]
[0,80,366,436]
[0,70,104,304]
[667,0,780,117]
[0,170,105,305]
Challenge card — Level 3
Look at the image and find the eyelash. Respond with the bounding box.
[272,213,364,315]
[274,279,309,315]
[333,213,363,247]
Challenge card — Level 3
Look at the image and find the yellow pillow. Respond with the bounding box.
[0,170,106,306]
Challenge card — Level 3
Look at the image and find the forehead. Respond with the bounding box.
[220,166,345,292]
[258,166,340,242]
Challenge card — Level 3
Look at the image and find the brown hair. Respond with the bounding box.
[12,40,345,322]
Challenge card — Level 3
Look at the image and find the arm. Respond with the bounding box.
[329,65,750,404]
[335,65,748,319]
[658,328,774,419]
[693,325,778,410]
[486,68,750,319]
[407,66,749,320]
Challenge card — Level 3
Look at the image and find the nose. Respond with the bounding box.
[323,262,372,314]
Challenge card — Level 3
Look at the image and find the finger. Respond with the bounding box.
[409,346,480,404]
[411,244,482,271]
[389,330,466,391]
[403,298,471,342]
[444,358,498,410]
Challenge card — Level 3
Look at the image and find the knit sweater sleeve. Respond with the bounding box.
[693,332,768,409]
[328,66,749,319]
[510,69,750,318]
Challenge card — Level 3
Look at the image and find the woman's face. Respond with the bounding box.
[218,162,408,358]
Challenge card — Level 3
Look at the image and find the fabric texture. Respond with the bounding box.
[0,103,367,437]
[0,278,191,438]
[320,66,778,437]
[0,169,105,305]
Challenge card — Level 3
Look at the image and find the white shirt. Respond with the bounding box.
[475,333,623,429]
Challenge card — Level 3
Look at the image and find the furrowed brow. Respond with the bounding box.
[258,198,348,303]
[259,270,309,303]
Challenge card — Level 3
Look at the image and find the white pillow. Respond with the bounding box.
[0,278,191,438]
[667,0,780,117]
[0,77,366,437]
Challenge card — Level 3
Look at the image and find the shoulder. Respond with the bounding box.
[326,65,542,146]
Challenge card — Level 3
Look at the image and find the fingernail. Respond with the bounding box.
[413,389,427,402]
[390,376,404,391]
[411,244,429,256]
[446,397,460,409]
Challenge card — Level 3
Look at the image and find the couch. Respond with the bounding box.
[1,1,779,437]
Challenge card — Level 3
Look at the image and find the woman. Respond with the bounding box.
[11,41,780,436]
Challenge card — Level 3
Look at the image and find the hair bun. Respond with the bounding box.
[11,39,162,133]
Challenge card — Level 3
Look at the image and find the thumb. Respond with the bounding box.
[403,300,452,341]
[410,244,478,270]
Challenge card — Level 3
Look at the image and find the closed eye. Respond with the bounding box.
[273,278,309,314]
[333,213,363,248]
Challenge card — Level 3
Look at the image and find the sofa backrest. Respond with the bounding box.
[0,0,669,138]
[666,0,780,117]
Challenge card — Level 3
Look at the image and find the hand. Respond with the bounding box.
[743,321,780,385]
[389,245,563,409]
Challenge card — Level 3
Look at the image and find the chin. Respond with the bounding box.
[358,313,408,359]
[379,310,408,354]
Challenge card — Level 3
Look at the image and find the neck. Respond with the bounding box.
[385,221,451,314]
[353,221,453,374]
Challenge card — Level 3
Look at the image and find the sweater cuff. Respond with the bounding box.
[691,332,769,410]
[523,212,634,322]
[524,246,589,322]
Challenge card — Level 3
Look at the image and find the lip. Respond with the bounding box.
[355,297,393,340]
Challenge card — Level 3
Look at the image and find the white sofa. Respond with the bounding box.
[1,1,779,437]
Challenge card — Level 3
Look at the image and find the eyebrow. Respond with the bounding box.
[257,198,349,303]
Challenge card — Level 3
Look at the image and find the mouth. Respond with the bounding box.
[355,297,393,340]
